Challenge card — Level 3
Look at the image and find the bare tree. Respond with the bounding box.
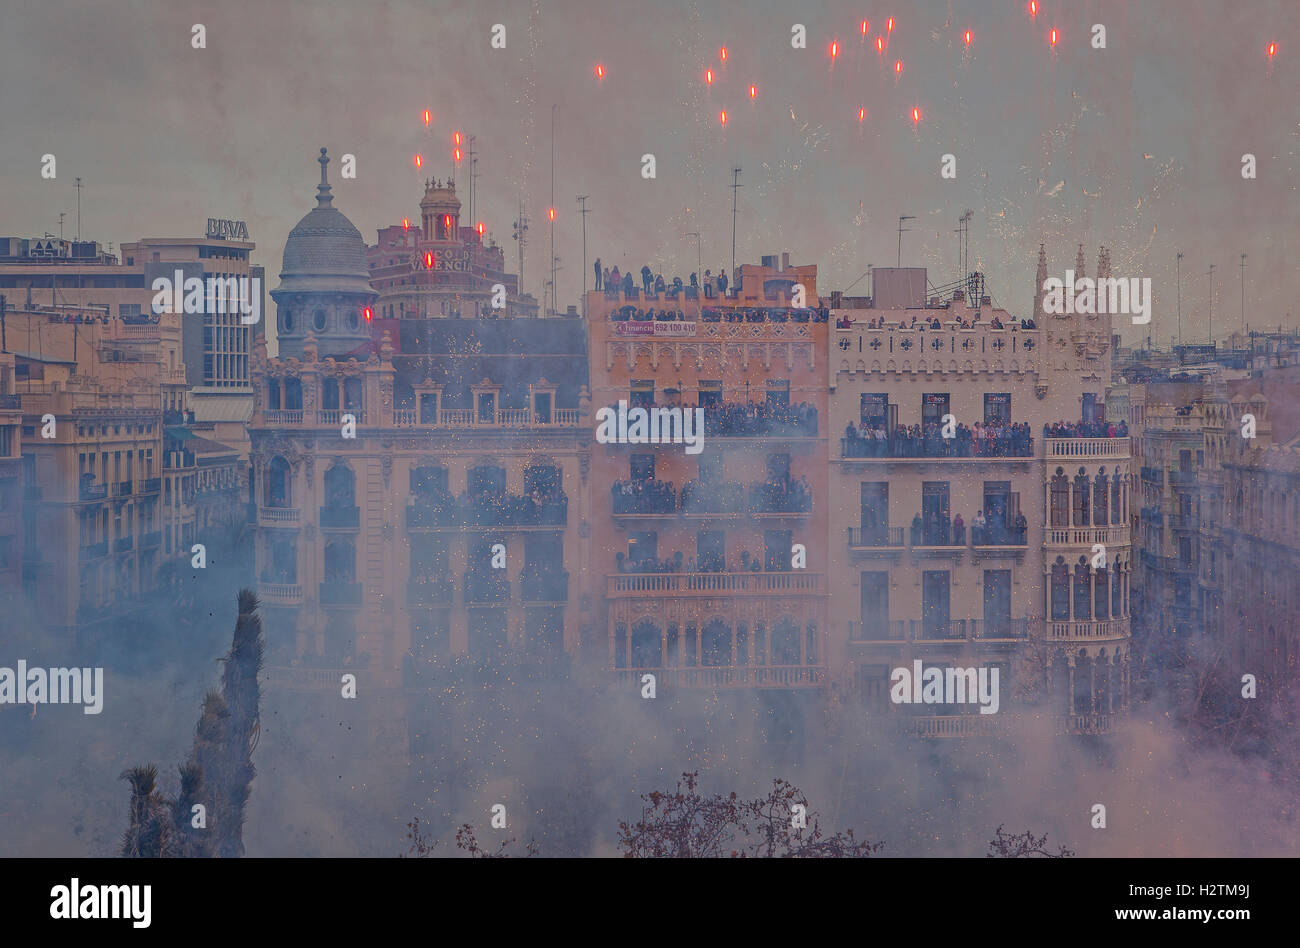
[617,772,884,858]
[987,824,1075,858]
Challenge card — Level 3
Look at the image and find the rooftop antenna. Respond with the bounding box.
[1176,252,1183,347]
[897,215,914,267]
[75,177,83,241]
[577,195,590,301]
[1239,252,1247,335]
[58,212,66,242]
[468,135,478,228]
[550,104,556,314]
[512,201,529,303]
[730,167,742,282]
[1207,263,1215,346]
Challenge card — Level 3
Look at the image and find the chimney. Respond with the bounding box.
[781,252,790,271]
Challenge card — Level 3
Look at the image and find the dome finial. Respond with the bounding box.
[316,147,333,207]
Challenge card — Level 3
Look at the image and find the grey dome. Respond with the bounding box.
[275,148,376,297]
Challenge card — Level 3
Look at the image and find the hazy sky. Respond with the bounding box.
[2,0,1296,344]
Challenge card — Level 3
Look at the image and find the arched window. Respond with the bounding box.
[313,308,327,331]
[1112,561,1123,617]
[1073,560,1092,620]
[1073,652,1093,713]
[1096,648,1111,712]
[269,538,297,583]
[343,377,363,411]
[281,309,294,333]
[347,310,359,331]
[324,464,355,508]
[265,456,290,507]
[1050,470,1070,527]
[1051,558,1070,620]
[284,377,303,410]
[1073,471,1090,527]
[701,618,732,666]
[324,539,355,583]
[1093,470,1109,526]
[267,378,281,410]
[630,619,662,668]
[1111,469,1122,523]
[770,618,801,665]
[1094,565,1109,619]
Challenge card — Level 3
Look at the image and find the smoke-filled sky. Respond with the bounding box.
[1,0,1296,343]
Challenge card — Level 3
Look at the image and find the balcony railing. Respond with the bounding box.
[909,715,1001,739]
[1169,470,1197,487]
[117,480,133,496]
[521,570,570,603]
[406,499,460,528]
[847,526,905,548]
[0,394,20,410]
[1169,512,1200,531]
[608,571,822,597]
[259,582,303,604]
[319,582,361,605]
[843,436,1034,460]
[1140,466,1163,485]
[1060,712,1114,735]
[745,483,812,515]
[320,504,360,529]
[79,482,107,501]
[1045,437,1129,459]
[1045,524,1128,547]
[613,665,824,689]
[259,506,301,525]
[407,575,454,607]
[317,409,365,425]
[81,540,108,559]
[264,409,304,425]
[141,477,162,493]
[464,571,510,603]
[850,618,1030,642]
[114,536,134,553]
[141,530,161,549]
[1048,618,1129,640]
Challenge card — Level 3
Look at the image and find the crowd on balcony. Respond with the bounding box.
[410,485,568,526]
[608,304,830,323]
[907,509,1028,546]
[598,263,733,298]
[837,314,1037,330]
[614,548,788,574]
[1044,419,1129,438]
[703,401,818,436]
[843,420,1033,458]
[611,473,811,515]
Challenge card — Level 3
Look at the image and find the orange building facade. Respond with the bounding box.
[585,261,830,693]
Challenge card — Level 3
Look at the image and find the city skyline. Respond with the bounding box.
[2,0,1297,343]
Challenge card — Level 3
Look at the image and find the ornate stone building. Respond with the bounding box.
[249,150,590,683]
[828,249,1133,737]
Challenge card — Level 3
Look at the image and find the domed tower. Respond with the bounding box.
[420,178,461,241]
[272,147,377,359]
